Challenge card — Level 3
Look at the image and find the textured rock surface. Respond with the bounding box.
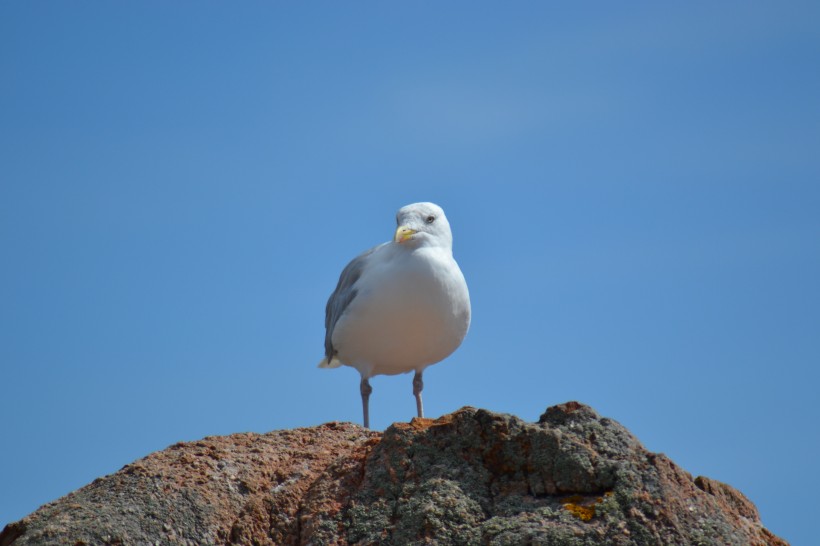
[1,402,787,545]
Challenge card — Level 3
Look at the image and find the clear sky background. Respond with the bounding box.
[1,2,818,543]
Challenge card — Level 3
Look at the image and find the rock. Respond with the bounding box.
[1,402,787,545]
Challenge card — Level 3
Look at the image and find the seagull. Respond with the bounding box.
[319,202,471,428]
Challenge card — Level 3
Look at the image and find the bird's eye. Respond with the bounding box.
[425,215,436,224]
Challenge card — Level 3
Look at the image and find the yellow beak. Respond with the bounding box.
[394,225,417,243]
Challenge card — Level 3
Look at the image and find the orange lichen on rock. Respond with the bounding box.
[564,502,595,521]
[395,412,459,432]
[396,417,437,431]
[562,494,608,522]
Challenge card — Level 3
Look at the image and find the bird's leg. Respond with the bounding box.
[360,377,373,429]
[413,371,424,419]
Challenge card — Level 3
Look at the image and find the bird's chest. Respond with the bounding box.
[332,250,469,374]
[358,259,452,323]
[358,256,457,319]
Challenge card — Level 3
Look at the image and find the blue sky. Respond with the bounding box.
[1,2,818,543]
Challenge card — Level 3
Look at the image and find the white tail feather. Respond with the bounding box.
[317,357,343,369]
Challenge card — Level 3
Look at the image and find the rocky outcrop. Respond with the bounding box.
[1,402,787,545]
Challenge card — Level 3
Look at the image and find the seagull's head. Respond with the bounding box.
[393,202,453,250]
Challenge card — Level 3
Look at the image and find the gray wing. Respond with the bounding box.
[324,245,380,362]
